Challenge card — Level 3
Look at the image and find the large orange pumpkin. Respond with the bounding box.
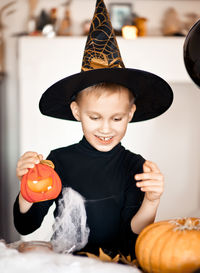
[135,217,200,273]
[21,160,62,203]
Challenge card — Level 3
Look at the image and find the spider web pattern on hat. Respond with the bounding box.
[82,0,125,71]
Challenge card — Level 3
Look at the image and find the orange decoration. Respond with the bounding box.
[21,160,62,203]
[27,177,53,193]
[135,217,200,273]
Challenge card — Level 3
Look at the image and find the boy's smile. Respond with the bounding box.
[95,135,114,145]
[70,88,136,152]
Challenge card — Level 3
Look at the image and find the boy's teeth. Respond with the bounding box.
[98,136,112,141]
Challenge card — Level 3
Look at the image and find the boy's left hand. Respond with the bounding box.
[135,160,164,202]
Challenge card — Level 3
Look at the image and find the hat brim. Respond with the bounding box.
[39,68,173,122]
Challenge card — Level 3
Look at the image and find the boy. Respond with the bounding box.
[14,0,173,258]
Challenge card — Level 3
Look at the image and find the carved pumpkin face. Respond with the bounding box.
[27,177,53,193]
[21,160,62,203]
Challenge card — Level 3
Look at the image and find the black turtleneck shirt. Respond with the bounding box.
[13,137,145,257]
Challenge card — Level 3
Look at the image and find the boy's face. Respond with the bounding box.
[70,89,136,152]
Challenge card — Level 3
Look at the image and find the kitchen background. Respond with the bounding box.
[0,0,200,243]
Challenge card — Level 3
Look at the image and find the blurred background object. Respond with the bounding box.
[135,17,147,37]
[35,9,51,34]
[184,19,200,88]
[161,7,183,36]
[42,24,56,38]
[161,7,200,37]
[58,0,72,36]
[109,3,148,37]
[3,0,199,38]
[81,19,91,36]
[0,1,17,243]
[27,0,38,34]
[109,3,132,36]
[122,25,138,40]
[182,12,199,36]
[183,19,200,219]
[0,1,16,74]
[50,7,57,27]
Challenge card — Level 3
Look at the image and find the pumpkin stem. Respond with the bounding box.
[185,218,193,228]
[170,217,200,231]
[40,160,55,169]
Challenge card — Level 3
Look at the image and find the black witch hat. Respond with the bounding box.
[39,0,173,122]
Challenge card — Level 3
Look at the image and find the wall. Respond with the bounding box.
[0,0,200,242]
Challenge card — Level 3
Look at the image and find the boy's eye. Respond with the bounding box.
[113,117,122,121]
[89,116,99,120]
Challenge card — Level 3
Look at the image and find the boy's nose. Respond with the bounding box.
[99,120,111,134]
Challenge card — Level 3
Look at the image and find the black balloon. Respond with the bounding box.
[184,19,200,87]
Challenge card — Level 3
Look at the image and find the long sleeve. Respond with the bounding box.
[13,151,58,235]
[119,153,145,258]
[13,194,54,235]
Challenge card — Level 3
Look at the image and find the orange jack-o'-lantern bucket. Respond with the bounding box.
[21,160,62,203]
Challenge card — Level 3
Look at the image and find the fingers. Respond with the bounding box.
[135,160,164,198]
[16,151,43,181]
[136,180,162,187]
[135,160,163,181]
[140,186,163,194]
[136,180,164,192]
[143,160,160,174]
[135,172,163,181]
[20,151,39,160]
[38,154,43,161]
[135,172,164,189]
[143,161,151,173]
[143,164,151,173]
[16,168,29,178]
[17,152,41,168]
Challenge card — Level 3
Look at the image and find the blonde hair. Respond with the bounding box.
[75,82,135,105]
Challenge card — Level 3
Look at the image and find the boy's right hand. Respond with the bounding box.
[16,152,43,181]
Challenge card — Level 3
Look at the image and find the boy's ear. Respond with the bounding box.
[128,104,136,122]
[70,101,81,121]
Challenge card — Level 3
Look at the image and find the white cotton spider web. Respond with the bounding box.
[51,187,90,253]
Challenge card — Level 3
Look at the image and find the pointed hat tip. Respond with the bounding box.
[81,0,125,71]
